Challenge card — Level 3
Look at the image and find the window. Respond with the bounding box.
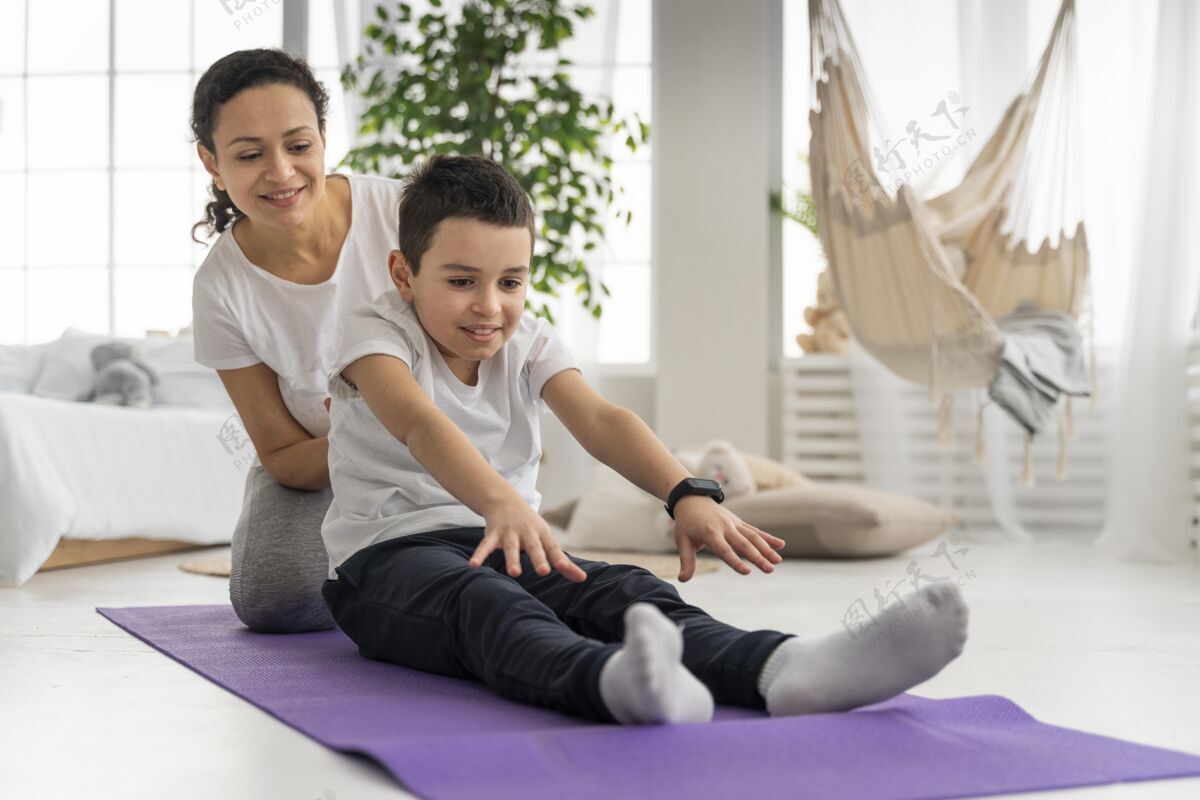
[0,0,283,344]
[1,0,649,364]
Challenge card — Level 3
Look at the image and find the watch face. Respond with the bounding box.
[687,478,721,491]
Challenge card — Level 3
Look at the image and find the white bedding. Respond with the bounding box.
[0,393,247,586]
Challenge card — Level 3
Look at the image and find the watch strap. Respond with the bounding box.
[665,478,725,520]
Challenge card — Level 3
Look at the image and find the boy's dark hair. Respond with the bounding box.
[190,48,329,243]
[398,155,535,276]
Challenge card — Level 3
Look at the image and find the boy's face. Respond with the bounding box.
[390,217,532,376]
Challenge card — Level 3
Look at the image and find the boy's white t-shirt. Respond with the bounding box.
[321,289,579,580]
[190,174,404,439]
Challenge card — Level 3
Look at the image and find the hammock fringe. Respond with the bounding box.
[973,400,987,464]
[1020,432,1036,488]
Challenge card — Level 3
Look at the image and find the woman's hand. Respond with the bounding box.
[672,496,785,582]
[470,499,588,583]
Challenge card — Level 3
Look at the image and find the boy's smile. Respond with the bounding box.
[390,217,533,384]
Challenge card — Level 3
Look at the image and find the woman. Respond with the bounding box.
[190,49,405,633]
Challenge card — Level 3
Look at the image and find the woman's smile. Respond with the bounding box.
[261,185,305,207]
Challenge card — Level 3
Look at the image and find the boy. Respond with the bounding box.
[320,155,969,725]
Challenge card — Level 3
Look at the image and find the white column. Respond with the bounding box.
[652,0,782,457]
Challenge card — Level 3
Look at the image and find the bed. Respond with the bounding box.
[0,331,248,586]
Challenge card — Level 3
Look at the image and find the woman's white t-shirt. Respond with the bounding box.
[321,289,580,579]
[191,174,404,438]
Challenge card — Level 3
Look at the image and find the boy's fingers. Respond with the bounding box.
[563,555,588,582]
[526,537,551,576]
[714,539,751,575]
[545,540,587,582]
[468,542,492,568]
[759,528,786,548]
[503,536,522,577]
[748,528,784,563]
[554,555,587,582]
[677,539,696,582]
[469,533,500,567]
[731,529,774,572]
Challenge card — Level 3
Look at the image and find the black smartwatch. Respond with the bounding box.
[665,477,725,519]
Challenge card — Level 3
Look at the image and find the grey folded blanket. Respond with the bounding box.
[988,301,1091,435]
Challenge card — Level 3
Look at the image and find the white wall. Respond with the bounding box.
[652,0,782,457]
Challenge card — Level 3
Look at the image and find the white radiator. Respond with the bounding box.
[779,353,1114,538]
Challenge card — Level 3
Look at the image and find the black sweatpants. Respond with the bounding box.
[321,526,792,723]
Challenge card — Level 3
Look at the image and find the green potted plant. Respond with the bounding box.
[771,153,852,354]
[770,153,818,237]
[341,0,649,324]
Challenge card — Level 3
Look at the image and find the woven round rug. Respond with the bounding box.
[178,554,232,577]
[178,550,716,581]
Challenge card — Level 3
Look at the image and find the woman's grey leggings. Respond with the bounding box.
[229,461,337,633]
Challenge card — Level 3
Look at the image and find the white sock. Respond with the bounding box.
[598,603,715,725]
[758,582,969,716]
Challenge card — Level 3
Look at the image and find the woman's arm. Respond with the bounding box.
[216,363,330,491]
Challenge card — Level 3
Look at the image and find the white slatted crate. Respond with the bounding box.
[780,353,1115,538]
[781,355,864,483]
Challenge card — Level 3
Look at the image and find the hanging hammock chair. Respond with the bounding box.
[807,0,1094,483]
[807,0,1093,403]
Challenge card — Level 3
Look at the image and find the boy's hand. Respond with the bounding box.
[469,499,588,583]
[672,496,786,582]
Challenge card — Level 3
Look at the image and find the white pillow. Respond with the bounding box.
[140,336,232,410]
[29,328,112,401]
[0,342,52,393]
[29,328,231,409]
[562,460,677,553]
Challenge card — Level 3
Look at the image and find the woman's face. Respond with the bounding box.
[197,83,327,230]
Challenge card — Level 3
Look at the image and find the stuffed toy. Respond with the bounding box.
[89,341,157,408]
[796,268,851,354]
[741,451,813,492]
[696,439,757,499]
[650,439,811,541]
[540,440,813,550]
[676,439,812,499]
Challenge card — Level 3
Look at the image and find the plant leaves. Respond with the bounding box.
[342,0,652,322]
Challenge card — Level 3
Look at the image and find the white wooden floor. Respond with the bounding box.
[3,536,1199,800]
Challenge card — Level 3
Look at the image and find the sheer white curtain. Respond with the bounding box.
[845,0,1172,545]
[1091,0,1200,563]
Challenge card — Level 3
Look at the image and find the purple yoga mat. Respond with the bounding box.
[97,604,1200,800]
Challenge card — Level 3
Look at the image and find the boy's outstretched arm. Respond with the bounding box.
[341,354,587,582]
[541,369,785,581]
